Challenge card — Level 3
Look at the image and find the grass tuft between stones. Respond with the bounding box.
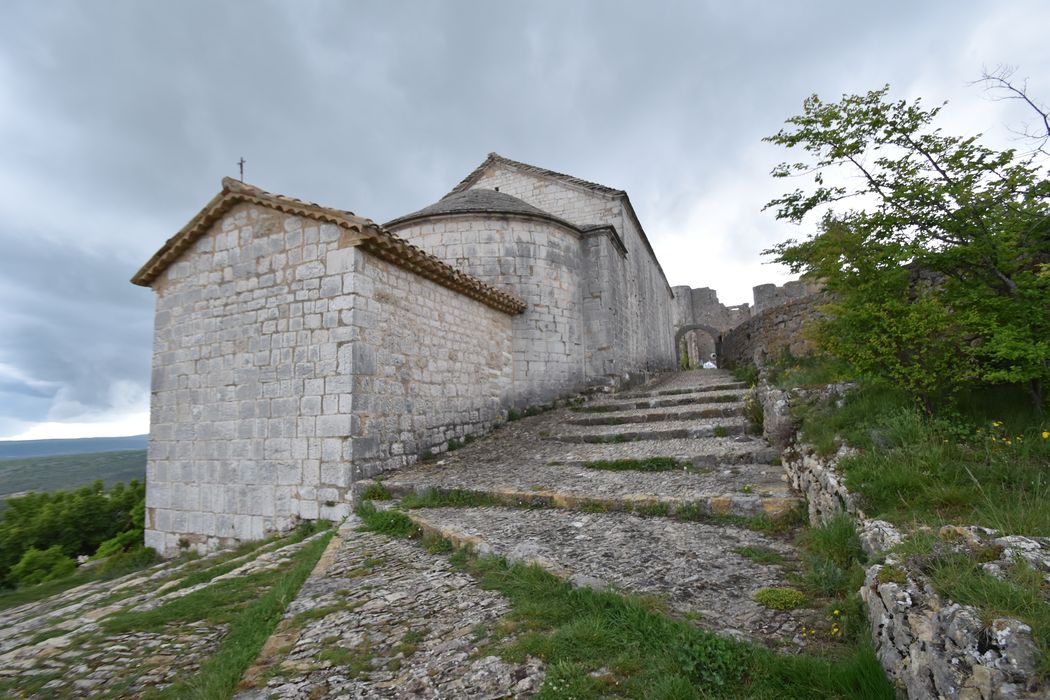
[583,457,683,472]
[753,587,808,610]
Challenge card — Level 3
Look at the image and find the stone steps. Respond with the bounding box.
[546,416,750,443]
[575,389,749,411]
[404,506,810,647]
[379,455,797,517]
[565,402,744,426]
[619,376,748,399]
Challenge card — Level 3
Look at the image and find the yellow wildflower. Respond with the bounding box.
[1042,431,1049,440]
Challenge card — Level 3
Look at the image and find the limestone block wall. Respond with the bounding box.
[467,168,677,377]
[144,203,515,556]
[469,167,620,230]
[386,215,584,406]
[721,294,826,368]
[579,233,625,378]
[350,252,514,473]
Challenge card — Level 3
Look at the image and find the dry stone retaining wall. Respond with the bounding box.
[766,384,1046,699]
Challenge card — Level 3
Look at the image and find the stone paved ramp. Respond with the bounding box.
[370,370,813,650]
[0,530,329,698]
[234,528,543,699]
[409,506,813,646]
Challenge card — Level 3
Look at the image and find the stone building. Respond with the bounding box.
[134,154,695,555]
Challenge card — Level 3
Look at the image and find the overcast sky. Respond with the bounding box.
[1,1,1047,440]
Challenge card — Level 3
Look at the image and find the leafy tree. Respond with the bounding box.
[764,85,1050,410]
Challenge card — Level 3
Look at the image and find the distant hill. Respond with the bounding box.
[0,435,148,460]
[0,450,147,505]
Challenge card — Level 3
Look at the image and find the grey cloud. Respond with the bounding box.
[0,0,1047,436]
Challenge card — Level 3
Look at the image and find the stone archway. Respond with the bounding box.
[674,324,722,368]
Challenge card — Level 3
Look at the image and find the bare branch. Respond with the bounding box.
[976,65,1050,158]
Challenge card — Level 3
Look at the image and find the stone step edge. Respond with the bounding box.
[406,511,575,580]
[575,392,748,411]
[365,482,800,521]
[547,451,780,468]
[548,422,750,443]
[236,519,355,691]
[567,405,744,426]
[620,382,748,398]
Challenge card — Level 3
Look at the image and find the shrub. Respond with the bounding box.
[10,545,76,587]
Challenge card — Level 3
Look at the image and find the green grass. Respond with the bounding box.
[583,457,684,472]
[355,501,422,538]
[795,383,1050,536]
[399,488,504,510]
[359,482,393,501]
[769,353,851,390]
[457,554,891,698]
[744,393,765,435]
[731,365,759,387]
[892,532,1050,676]
[0,450,146,504]
[790,516,869,642]
[929,557,1050,675]
[754,587,807,610]
[734,545,788,566]
[154,527,334,699]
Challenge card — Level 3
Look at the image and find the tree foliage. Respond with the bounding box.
[0,479,145,589]
[764,85,1050,409]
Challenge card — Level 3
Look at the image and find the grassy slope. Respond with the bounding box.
[0,449,147,501]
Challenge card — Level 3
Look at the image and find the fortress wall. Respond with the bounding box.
[144,203,515,556]
[386,216,586,406]
[721,293,827,369]
[752,280,822,315]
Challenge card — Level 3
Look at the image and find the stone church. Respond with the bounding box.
[133,153,750,555]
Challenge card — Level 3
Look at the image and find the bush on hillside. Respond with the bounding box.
[9,545,76,587]
[0,479,145,589]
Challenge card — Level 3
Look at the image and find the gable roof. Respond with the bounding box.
[384,188,580,232]
[449,153,625,198]
[450,153,672,296]
[131,178,527,315]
